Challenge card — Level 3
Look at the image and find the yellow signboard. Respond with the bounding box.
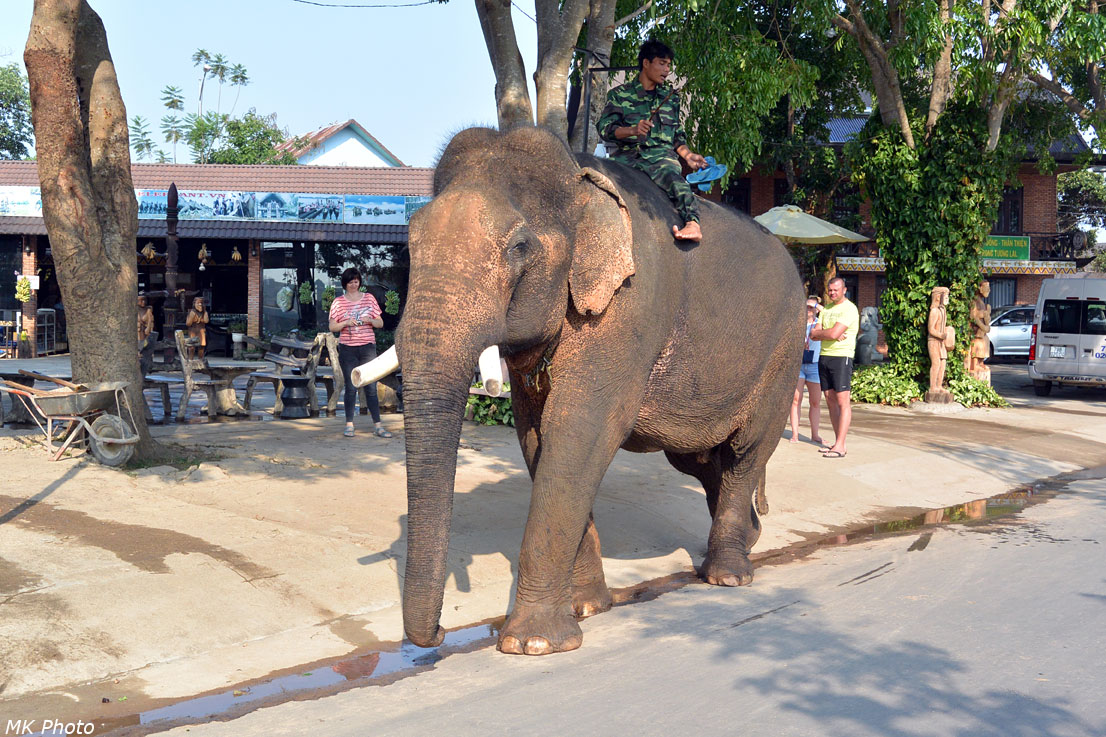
[983,235,1030,260]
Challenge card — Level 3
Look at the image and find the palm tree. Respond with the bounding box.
[229,63,249,116]
[210,53,228,113]
[161,114,185,163]
[129,115,154,161]
[161,84,184,111]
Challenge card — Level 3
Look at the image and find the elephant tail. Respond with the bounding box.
[754,466,769,516]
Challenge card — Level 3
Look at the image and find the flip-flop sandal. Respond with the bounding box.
[374,427,393,438]
[343,426,355,438]
[822,450,846,458]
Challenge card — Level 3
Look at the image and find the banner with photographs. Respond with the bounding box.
[344,195,406,225]
[0,185,431,224]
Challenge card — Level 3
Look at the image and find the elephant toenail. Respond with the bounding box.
[498,635,524,654]
[523,636,553,655]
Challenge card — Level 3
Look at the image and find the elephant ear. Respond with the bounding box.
[570,167,635,316]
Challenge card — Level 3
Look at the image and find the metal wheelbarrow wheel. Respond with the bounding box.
[88,414,135,467]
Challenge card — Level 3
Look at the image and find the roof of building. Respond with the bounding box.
[0,160,433,195]
[0,215,411,244]
[820,115,1094,161]
[274,119,405,167]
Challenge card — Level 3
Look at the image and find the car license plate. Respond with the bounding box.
[1050,345,1067,358]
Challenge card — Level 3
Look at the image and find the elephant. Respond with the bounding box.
[391,126,804,656]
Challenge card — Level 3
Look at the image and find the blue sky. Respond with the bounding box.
[0,0,538,167]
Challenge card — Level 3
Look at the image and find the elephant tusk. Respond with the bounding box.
[352,345,400,387]
[478,345,504,397]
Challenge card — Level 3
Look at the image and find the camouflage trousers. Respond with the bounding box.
[613,152,700,224]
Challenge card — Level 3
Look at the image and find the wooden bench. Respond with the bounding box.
[174,330,232,420]
[243,335,324,416]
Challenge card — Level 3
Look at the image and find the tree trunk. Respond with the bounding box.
[25,0,158,457]
[567,0,618,154]
[476,0,534,129]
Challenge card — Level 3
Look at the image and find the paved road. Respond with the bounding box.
[152,474,1106,737]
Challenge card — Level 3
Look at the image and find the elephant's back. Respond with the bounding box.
[585,157,805,451]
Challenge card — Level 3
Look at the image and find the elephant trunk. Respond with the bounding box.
[396,288,501,648]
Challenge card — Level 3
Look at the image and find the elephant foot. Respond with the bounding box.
[572,579,613,619]
[700,551,755,587]
[497,603,583,656]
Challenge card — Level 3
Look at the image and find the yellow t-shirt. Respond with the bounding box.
[819,299,860,357]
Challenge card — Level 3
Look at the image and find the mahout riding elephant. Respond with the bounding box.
[391,126,804,655]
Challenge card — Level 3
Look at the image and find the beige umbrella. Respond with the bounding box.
[754,205,868,245]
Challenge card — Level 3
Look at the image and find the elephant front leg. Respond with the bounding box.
[498,398,633,656]
[571,513,612,619]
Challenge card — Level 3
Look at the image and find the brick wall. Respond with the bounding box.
[247,239,260,337]
[21,235,37,357]
[1016,274,1050,306]
[855,272,879,311]
[1019,165,1056,233]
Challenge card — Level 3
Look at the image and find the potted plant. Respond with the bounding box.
[228,320,247,343]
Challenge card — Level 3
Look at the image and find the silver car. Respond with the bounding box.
[989,305,1035,358]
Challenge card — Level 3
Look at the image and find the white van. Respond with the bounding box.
[1028,274,1106,396]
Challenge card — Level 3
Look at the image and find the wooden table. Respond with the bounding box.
[203,361,266,416]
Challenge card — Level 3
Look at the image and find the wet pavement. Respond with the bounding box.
[2,362,1106,735]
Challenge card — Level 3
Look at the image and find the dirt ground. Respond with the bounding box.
[1,363,1105,729]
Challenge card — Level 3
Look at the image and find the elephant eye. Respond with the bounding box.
[508,239,529,257]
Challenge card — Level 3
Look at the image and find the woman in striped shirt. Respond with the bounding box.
[328,268,392,438]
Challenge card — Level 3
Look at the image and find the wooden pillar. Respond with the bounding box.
[247,239,261,337]
[21,235,38,357]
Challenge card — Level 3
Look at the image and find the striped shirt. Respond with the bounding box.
[330,293,380,346]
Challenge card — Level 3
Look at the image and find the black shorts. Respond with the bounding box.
[818,355,854,393]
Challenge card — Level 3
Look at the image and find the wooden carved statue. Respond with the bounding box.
[137,294,155,344]
[926,286,955,403]
[185,296,209,358]
[964,281,991,384]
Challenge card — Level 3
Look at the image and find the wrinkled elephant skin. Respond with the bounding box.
[395,126,804,655]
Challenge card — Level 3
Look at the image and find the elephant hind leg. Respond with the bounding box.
[669,442,763,587]
[571,513,612,619]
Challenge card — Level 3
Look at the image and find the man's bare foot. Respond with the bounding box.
[673,221,702,241]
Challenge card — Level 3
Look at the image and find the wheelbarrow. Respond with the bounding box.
[0,372,139,466]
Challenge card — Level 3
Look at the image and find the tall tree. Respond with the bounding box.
[0,62,34,159]
[24,0,158,457]
[821,0,1096,379]
[1058,168,1106,249]
[207,109,298,165]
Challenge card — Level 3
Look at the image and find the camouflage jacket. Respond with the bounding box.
[598,77,688,164]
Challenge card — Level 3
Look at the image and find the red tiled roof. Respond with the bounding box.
[275,118,405,166]
[0,160,433,196]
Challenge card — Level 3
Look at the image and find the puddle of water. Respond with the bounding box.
[132,623,500,727]
[42,464,1106,735]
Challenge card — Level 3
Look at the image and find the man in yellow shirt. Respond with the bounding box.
[809,277,859,458]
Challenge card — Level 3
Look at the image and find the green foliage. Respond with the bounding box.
[384,290,400,315]
[208,110,298,165]
[320,286,337,312]
[15,276,31,303]
[947,376,1010,408]
[1058,169,1106,250]
[151,50,294,165]
[466,384,514,426]
[848,104,1020,382]
[298,281,314,305]
[0,63,33,159]
[613,0,863,179]
[375,329,395,352]
[129,115,155,161]
[850,364,924,406]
